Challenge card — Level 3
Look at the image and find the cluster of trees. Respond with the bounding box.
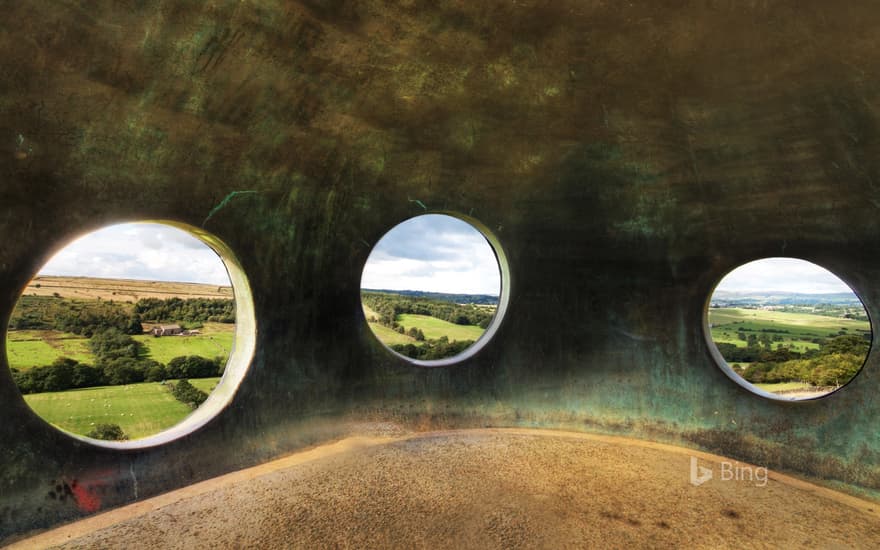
[169,379,208,408]
[719,334,871,387]
[11,358,105,394]
[87,328,164,386]
[362,292,494,331]
[8,296,235,334]
[87,423,128,441]
[391,337,475,361]
[133,298,235,324]
[8,295,143,336]
[167,356,222,378]
[741,353,864,387]
[365,289,499,305]
[11,340,225,395]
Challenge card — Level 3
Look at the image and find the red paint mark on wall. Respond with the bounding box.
[66,469,117,513]
[69,480,102,513]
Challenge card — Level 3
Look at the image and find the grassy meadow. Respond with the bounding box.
[361,303,420,345]
[189,378,220,394]
[754,381,816,393]
[368,323,419,346]
[22,377,220,440]
[396,314,486,341]
[5,331,94,368]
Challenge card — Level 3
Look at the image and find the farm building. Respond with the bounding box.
[3,1,880,548]
[150,324,183,337]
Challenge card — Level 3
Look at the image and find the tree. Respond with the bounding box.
[821,335,870,357]
[89,328,143,366]
[125,315,144,335]
[133,297,234,324]
[103,358,146,385]
[746,334,759,348]
[86,423,128,441]
[167,356,219,379]
[72,363,106,388]
[42,357,77,391]
[145,363,168,382]
[214,356,227,376]
[171,379,208,408]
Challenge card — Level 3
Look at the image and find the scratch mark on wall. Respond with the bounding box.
[130,461,139,500]
[611,323,657,342]
[203,190,259,227]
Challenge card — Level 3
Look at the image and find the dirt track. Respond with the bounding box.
[12,429,880,549]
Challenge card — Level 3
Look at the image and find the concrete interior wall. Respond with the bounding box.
[2,0,880,540]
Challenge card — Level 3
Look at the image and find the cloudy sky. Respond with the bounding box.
[716,257,854,294]
[361,214,501,296]
[39,223,231,286]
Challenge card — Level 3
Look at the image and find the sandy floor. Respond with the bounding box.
[12,429,880,549]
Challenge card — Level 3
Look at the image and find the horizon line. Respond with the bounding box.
[33,274,232,288]
[361,287,500,297]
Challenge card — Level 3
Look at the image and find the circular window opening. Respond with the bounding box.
[706,257,872,400]
[5,221,256,447]
[360,213,509,366]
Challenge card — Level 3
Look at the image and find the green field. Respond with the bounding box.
[5,331,94,369]
[6,324,234,370]
[396,314,485,342]
[362,303,380,322]
[134,333,233,363]
[754,382,816,393]
[368,322,418,346]
[21,377,221,439]
[189,377,220,393]
[708,307,870,352]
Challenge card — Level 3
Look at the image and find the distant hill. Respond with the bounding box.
[711,290,864,307]
[24,276,233,301]
[361,288,499,305]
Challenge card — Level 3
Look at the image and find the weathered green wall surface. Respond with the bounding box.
[3,0,880,540]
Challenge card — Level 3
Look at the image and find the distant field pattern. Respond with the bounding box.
[709,308,869,352]
[23,275,232,301]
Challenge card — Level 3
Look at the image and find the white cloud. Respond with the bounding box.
[360,214,501,296]
[39,223,231,286]
[716,257,854,294]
